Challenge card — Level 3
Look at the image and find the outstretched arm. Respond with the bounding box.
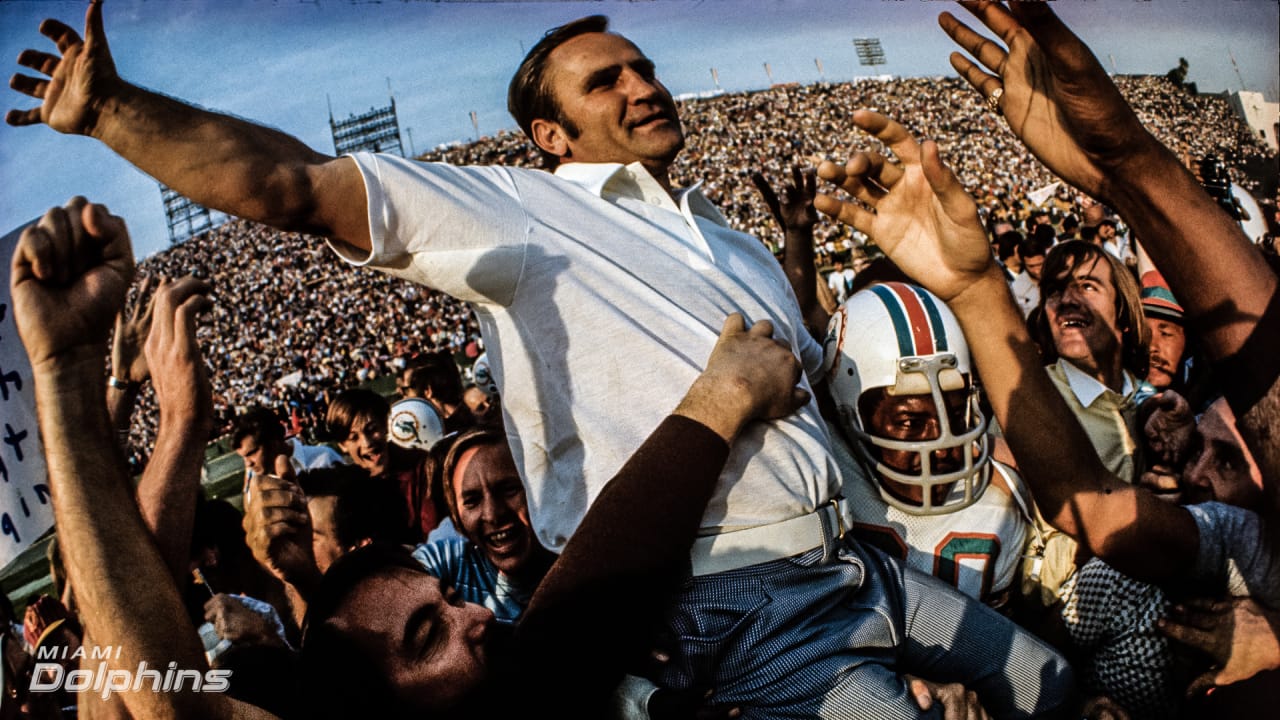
[814,111,1198,584]
[12,198,276,720]
[8,1,369,250]
[939,1,1278,466]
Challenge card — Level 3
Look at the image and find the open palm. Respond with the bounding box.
[814,111,991,303]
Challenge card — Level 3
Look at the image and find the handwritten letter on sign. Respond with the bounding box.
[0,222,53,571]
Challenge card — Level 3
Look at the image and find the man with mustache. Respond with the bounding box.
[1139,270,1189,394]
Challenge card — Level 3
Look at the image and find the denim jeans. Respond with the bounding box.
[658,539,1075,719]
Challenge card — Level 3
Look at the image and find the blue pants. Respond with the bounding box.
[659,540,1075,719]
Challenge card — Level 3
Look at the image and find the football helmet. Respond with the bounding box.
[822,282,990,515]
[388,398,445,451]
[472,353,498,399]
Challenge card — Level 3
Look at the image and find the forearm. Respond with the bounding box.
[517,416,729,709]
[105,383,140,442]
[1106,147,1277,368]
[950,269,1198,582]
[136,410,212,585]
[33,354,214,719]
[93,81,332,233]
[783,226,828,336]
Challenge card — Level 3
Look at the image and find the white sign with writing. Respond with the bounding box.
[0,222,54,571]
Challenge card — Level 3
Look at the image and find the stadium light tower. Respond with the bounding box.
[853,38,886,69]
[159,184,217,246]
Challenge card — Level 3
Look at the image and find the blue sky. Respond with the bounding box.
[2,0,1277,258]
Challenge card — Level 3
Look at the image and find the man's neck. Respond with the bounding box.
[1069,355,1126,394]
[557,158,674,196]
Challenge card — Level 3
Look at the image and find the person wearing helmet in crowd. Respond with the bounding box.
[387,396,447,452]
[326,389,447,542]
[397,351,476,433]
[823,282,1033,608]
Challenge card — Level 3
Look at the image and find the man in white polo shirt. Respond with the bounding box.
[8,7,1071,716]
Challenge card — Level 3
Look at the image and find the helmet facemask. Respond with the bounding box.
[844,352,991,515]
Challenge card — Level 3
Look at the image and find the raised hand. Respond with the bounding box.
[752,166,829,334]
[938,1,1157,203]
[144,276,213,423]
[813,110,993,304]
[111,275,156,386]
[242,473,317,590]
[10,196,134,368]
[7,0,122,134]
[751,166,818,233]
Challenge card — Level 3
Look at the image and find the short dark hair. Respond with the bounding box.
[232,406,285,449]
[1017,232,1053,262]
[1032,240,1150,377]
[401,351,464,406]
[994,230,1023,262]
[1030,223,1057,246]
[325,389,390,440]
[508,15,609,167]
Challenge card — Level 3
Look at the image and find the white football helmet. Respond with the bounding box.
[471,353,498,399]
[822,282,990,515]
[388,398,445,451]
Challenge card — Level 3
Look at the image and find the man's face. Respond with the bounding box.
[308,495,344,574]
[1043,255,1122,379]
[1022,253,1045,282]
[452,443,540,578]
[339,413,389,476]
[540,32,684,172]
[329,569,494,713]
[1098,223,1116,242]
[862,388,969,508]
[1145,317,1187,390]
[1182,400,1263,509]
[235,435,283,477]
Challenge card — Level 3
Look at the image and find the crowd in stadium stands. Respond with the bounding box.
[5,3,1280,719]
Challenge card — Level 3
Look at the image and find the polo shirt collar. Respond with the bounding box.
[1059,358,1134,407]
[553,161,729,228]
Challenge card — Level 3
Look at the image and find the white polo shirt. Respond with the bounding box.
[333,154,842,552]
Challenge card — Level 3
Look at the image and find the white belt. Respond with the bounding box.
[690,499,849,576]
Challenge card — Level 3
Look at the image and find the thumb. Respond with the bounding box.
[273,453,295,482]
[906,677,934,710]
[921,140,972,222]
